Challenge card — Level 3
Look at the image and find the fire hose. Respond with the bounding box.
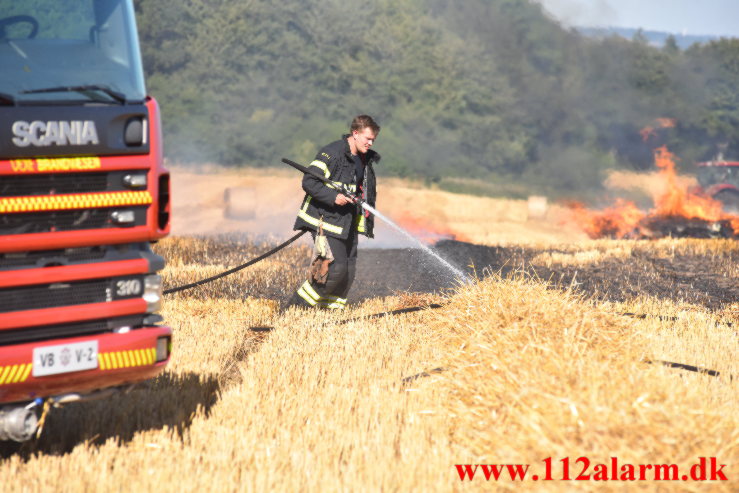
[162,230,307,295]
[281,157,363,204]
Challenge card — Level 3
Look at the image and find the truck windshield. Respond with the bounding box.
[0,0,145,104]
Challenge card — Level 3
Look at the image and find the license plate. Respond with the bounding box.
[32,340,99,377]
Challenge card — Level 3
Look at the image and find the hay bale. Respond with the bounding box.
[223,187,256,220]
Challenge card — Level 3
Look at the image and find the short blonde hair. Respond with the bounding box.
[350,115,380,134]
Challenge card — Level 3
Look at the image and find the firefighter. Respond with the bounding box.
[287,115,381,310]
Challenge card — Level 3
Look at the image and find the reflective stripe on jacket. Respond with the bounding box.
[293,135,379,240]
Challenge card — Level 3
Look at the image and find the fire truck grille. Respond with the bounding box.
[0,247,107,269]
[0,173,109,197]
[0,279,110,313]
[0,316,145,346]
[0,207,147,234]
[0,274,144,314]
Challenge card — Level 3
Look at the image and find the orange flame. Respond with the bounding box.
[566,199,645,239]
[651,147,723,221]
[640,126,656,142]
[640,118,676,142]
[567,146,738,239]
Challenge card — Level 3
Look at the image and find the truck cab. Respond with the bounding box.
[0,0,171,442]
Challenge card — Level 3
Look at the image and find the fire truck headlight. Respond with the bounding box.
[124,117,146,146]
[155,336,171,362]
[123,173,147,189]
[111,210,135,225]
[143,274,162,312]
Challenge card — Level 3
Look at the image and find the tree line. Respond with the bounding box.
[133,0,739,198]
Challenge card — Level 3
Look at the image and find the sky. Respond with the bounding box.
[537,0,739,37]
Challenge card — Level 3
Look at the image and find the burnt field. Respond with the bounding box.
[157,235,739,314]
[359,239,739,311]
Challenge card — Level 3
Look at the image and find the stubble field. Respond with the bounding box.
[1,167,737,491]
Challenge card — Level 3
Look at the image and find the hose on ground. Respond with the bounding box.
[163,230,307,295]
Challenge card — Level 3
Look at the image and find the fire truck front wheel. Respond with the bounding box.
[714,189,739,215]
[0,440,22,458]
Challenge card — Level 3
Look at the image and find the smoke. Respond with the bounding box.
[536,0,618,29]
[169,167,302,239]
[169,166,419,249]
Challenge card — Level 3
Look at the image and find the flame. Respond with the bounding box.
[640,126,656,142]
[567,146,738,239]
[651,147,723,221]
[392,211,470,244]
[640,118,676,142]
[566,199,645,239]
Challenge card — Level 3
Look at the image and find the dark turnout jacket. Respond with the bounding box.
[293,135,379,240]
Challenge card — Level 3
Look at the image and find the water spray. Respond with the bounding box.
[282,158,470,283]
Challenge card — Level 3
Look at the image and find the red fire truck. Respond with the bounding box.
[0,0,171,442]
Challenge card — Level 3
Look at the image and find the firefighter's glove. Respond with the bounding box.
[309,229,334,285]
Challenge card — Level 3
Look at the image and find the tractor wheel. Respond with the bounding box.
[714,189,739,215]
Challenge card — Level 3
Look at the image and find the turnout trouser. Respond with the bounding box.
[293,226,358,310]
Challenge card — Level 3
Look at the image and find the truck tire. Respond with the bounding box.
[223,187,256,220]
[0,440,22,458]
[714,189,739,215]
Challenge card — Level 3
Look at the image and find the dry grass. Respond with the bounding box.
[529,237,739,268]
[156,234,310,301]
[531,246,633,267]
[436,275,737,482]
[2,177,737,491]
